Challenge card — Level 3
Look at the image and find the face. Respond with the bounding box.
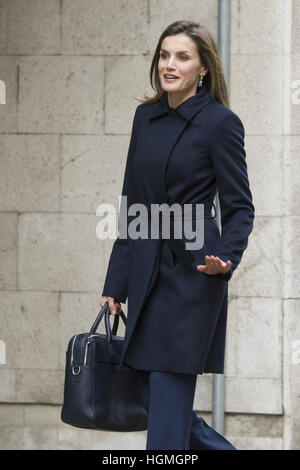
[158,33,207,97]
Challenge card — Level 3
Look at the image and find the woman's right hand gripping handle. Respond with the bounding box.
[100,296,122,315]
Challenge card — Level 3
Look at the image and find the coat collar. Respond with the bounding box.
[148,84,214,121]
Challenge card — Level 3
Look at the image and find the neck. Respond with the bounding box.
[167,86,201,109]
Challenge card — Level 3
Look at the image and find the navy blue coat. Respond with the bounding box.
[102,84,255,375]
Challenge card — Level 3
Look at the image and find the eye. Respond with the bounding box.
[159,52,189,61]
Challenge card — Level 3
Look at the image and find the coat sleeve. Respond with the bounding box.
[101,105,140,302]
[204,112,255,282]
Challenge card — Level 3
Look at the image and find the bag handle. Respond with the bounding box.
[89,302,127,341]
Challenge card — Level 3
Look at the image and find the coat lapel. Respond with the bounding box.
[148,84,214,203]
[148,84,213,121]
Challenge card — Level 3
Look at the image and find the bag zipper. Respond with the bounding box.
[71,334,78,368]
[83,334,100,366]
[70,334,81,375]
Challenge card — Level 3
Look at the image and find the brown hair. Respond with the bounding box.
[135,20,229,108]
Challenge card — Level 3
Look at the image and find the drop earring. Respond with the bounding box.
[198,75,204,88]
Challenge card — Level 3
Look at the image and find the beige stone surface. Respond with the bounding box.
[0,213,17,289]
[18,213,105,292]
[290,54,300,134]
[0,404,285,450]
[231,0,285,54]
[16,369,64,404]
[232,437,283,450]
[225,297,282,379]
[292,0,300,54]
[284,137,300,216]
[225,377,282,414]
[0,135,60,212]
[0,57,18,132]
[284,216,300,298]
[282,300,300,450]
[0,369,16,402]
[105,55,153,134]
[229,216,283,298]
[0,0,61,55]
[245,136,284,217]
[18,56,104,134]
[62,0,149,55]
[58,426,146,450]
[23,404,62,426]
[230,54,284,136]
[226,412,283,438]
[0,291,59,369]
[61,134,131,213]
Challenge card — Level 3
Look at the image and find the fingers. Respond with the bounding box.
[196,263,207,271]
[112,302,122,315]
[99,296,108,308]
[196,255,214,273]
[214,256,232,271]
[107,298,115,315]
[196,255,232,275]
[107,297,121,315]
[112,303,121,315]
[99,296,121,315]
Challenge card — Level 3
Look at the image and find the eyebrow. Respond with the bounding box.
[160,48,191,54]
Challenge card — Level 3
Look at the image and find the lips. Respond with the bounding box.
[163,74,179,79]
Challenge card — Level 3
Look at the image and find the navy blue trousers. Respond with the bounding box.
[140,370,237,450]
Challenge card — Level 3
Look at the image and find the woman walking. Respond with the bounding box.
[100,20,255,450]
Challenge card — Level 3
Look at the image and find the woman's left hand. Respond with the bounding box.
[196,255,232,275]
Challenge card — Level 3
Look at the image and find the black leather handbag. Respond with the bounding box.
[61,302,149,431]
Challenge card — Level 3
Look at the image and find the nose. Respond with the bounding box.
[166,60,175,69]
[165,55,176,68]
